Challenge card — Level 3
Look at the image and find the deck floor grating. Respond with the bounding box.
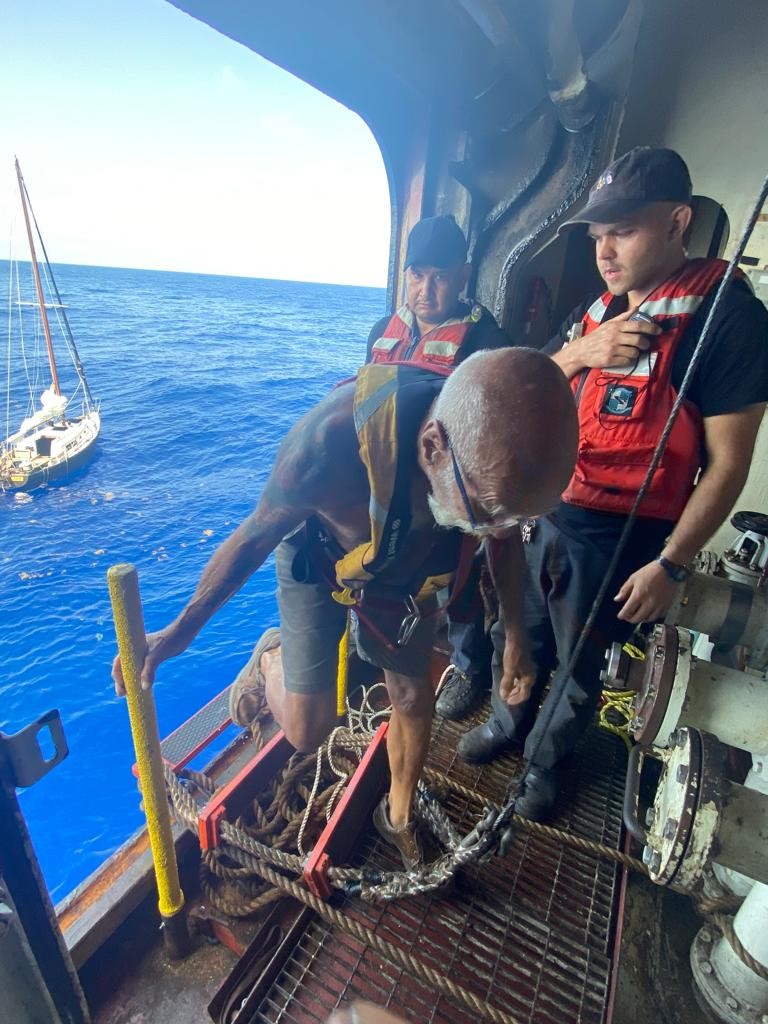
[251,701,628,1024]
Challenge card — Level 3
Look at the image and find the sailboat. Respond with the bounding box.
[1,159,100,491]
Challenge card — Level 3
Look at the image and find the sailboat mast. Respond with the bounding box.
[15,159,61,395]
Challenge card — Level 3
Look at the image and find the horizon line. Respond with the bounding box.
[0,255,388,291]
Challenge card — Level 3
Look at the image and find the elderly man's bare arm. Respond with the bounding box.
[113,383,360,693]
[486,533,536,705]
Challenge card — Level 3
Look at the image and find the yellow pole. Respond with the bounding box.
[336,612,350,717]
[107,563,189,958]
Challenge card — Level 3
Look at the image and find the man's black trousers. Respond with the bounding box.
[489,515,663,769]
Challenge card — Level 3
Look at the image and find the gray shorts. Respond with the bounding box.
[275,535,437,695]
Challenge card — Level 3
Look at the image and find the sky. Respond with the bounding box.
[1,0,391,286]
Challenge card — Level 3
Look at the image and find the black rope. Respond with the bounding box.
[489,170,768,845]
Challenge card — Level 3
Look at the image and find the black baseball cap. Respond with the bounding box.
[563,147,693,226]
[405,215,468,269]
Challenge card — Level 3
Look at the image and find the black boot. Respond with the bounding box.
[435,666,486,720]
[513,765,560,822]
[457,715,517,763]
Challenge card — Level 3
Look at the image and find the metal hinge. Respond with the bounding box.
[0,710,68,789]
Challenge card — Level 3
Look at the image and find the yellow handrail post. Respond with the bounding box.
[107,563,190,959]
[336,612,351,718]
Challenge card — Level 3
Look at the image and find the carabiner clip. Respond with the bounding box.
[396,593,421,647]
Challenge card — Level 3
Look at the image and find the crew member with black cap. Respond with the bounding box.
[458,146,768,821]
[366,214,510,369]
[367,215,512,720]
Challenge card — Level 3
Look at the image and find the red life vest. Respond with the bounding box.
[562,258,735,520]
[369,302,484,369]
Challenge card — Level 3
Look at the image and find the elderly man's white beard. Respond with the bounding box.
[427,492,474,534]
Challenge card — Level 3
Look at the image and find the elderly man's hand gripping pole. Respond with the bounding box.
[486,532,537,705]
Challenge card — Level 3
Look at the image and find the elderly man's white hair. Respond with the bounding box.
[432,347,578,512]
[433,350,493,479]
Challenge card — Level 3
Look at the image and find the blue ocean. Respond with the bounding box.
[0,262,386,902]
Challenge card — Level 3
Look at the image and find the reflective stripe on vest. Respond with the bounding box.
[562,258,739,520]
[423,339,461,358]
[369,303,484,368]
[371,336,400,352]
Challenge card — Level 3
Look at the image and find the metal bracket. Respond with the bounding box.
[198,731,294,850]
[0,710,68,789]
[304,723,390,898]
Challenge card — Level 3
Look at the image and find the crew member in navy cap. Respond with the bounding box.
[459,146,768,822]
[366,215,509,369]
[366,214,512,721]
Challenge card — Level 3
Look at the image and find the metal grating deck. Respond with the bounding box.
[249,701,628,1024]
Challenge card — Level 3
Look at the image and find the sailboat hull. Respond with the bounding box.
[1,410,101,492]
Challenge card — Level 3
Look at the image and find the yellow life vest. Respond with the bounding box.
[334,363,472,602]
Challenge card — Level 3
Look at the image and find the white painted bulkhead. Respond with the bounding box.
[616,0,768,554]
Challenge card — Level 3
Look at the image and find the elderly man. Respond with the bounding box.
[113,348,577,867]
[367,214,511,722]
[459,147,768,823]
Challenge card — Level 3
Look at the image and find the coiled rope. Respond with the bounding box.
[164,695,765,980]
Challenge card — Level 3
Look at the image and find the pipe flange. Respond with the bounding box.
[601,641,646,690]
[642,725,702,886]
[601,641,629,689]
[643,728,727,892]
[691,925,768,1024]
[630,625,687,746]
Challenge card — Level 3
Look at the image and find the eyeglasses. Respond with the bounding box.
[443,427,479,529]
[441,423,522,535]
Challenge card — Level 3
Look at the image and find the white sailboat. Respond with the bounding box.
[1,159,100,491]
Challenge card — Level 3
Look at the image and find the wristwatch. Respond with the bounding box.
[656,555,691,582]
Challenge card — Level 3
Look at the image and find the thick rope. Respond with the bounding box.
[164,725,367,916]
[422,768,649,874]
[199,851,283,916]
[225,848,522,1024]
[711,912,768,983]
[167,729,768,980]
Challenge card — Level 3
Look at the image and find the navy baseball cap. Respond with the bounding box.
[564,147,693,226]
[405,215,468,268]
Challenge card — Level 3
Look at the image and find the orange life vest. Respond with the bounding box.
[562,258,735,520]
[369,302,485,369]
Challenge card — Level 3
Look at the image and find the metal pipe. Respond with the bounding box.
[715,784,768,885]
[711,882,768,1015]
[107,564,189,959]
[678,661,768,756]
[542,0,596,131]
[668,572,768,669]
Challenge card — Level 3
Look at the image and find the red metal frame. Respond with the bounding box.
[133,677,390,887]
[198,731,295,850]
[303,723,390,898]
[605,829,633,1023]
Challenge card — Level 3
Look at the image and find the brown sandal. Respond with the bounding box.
[228,627,281,727]
[372,795,424,870]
